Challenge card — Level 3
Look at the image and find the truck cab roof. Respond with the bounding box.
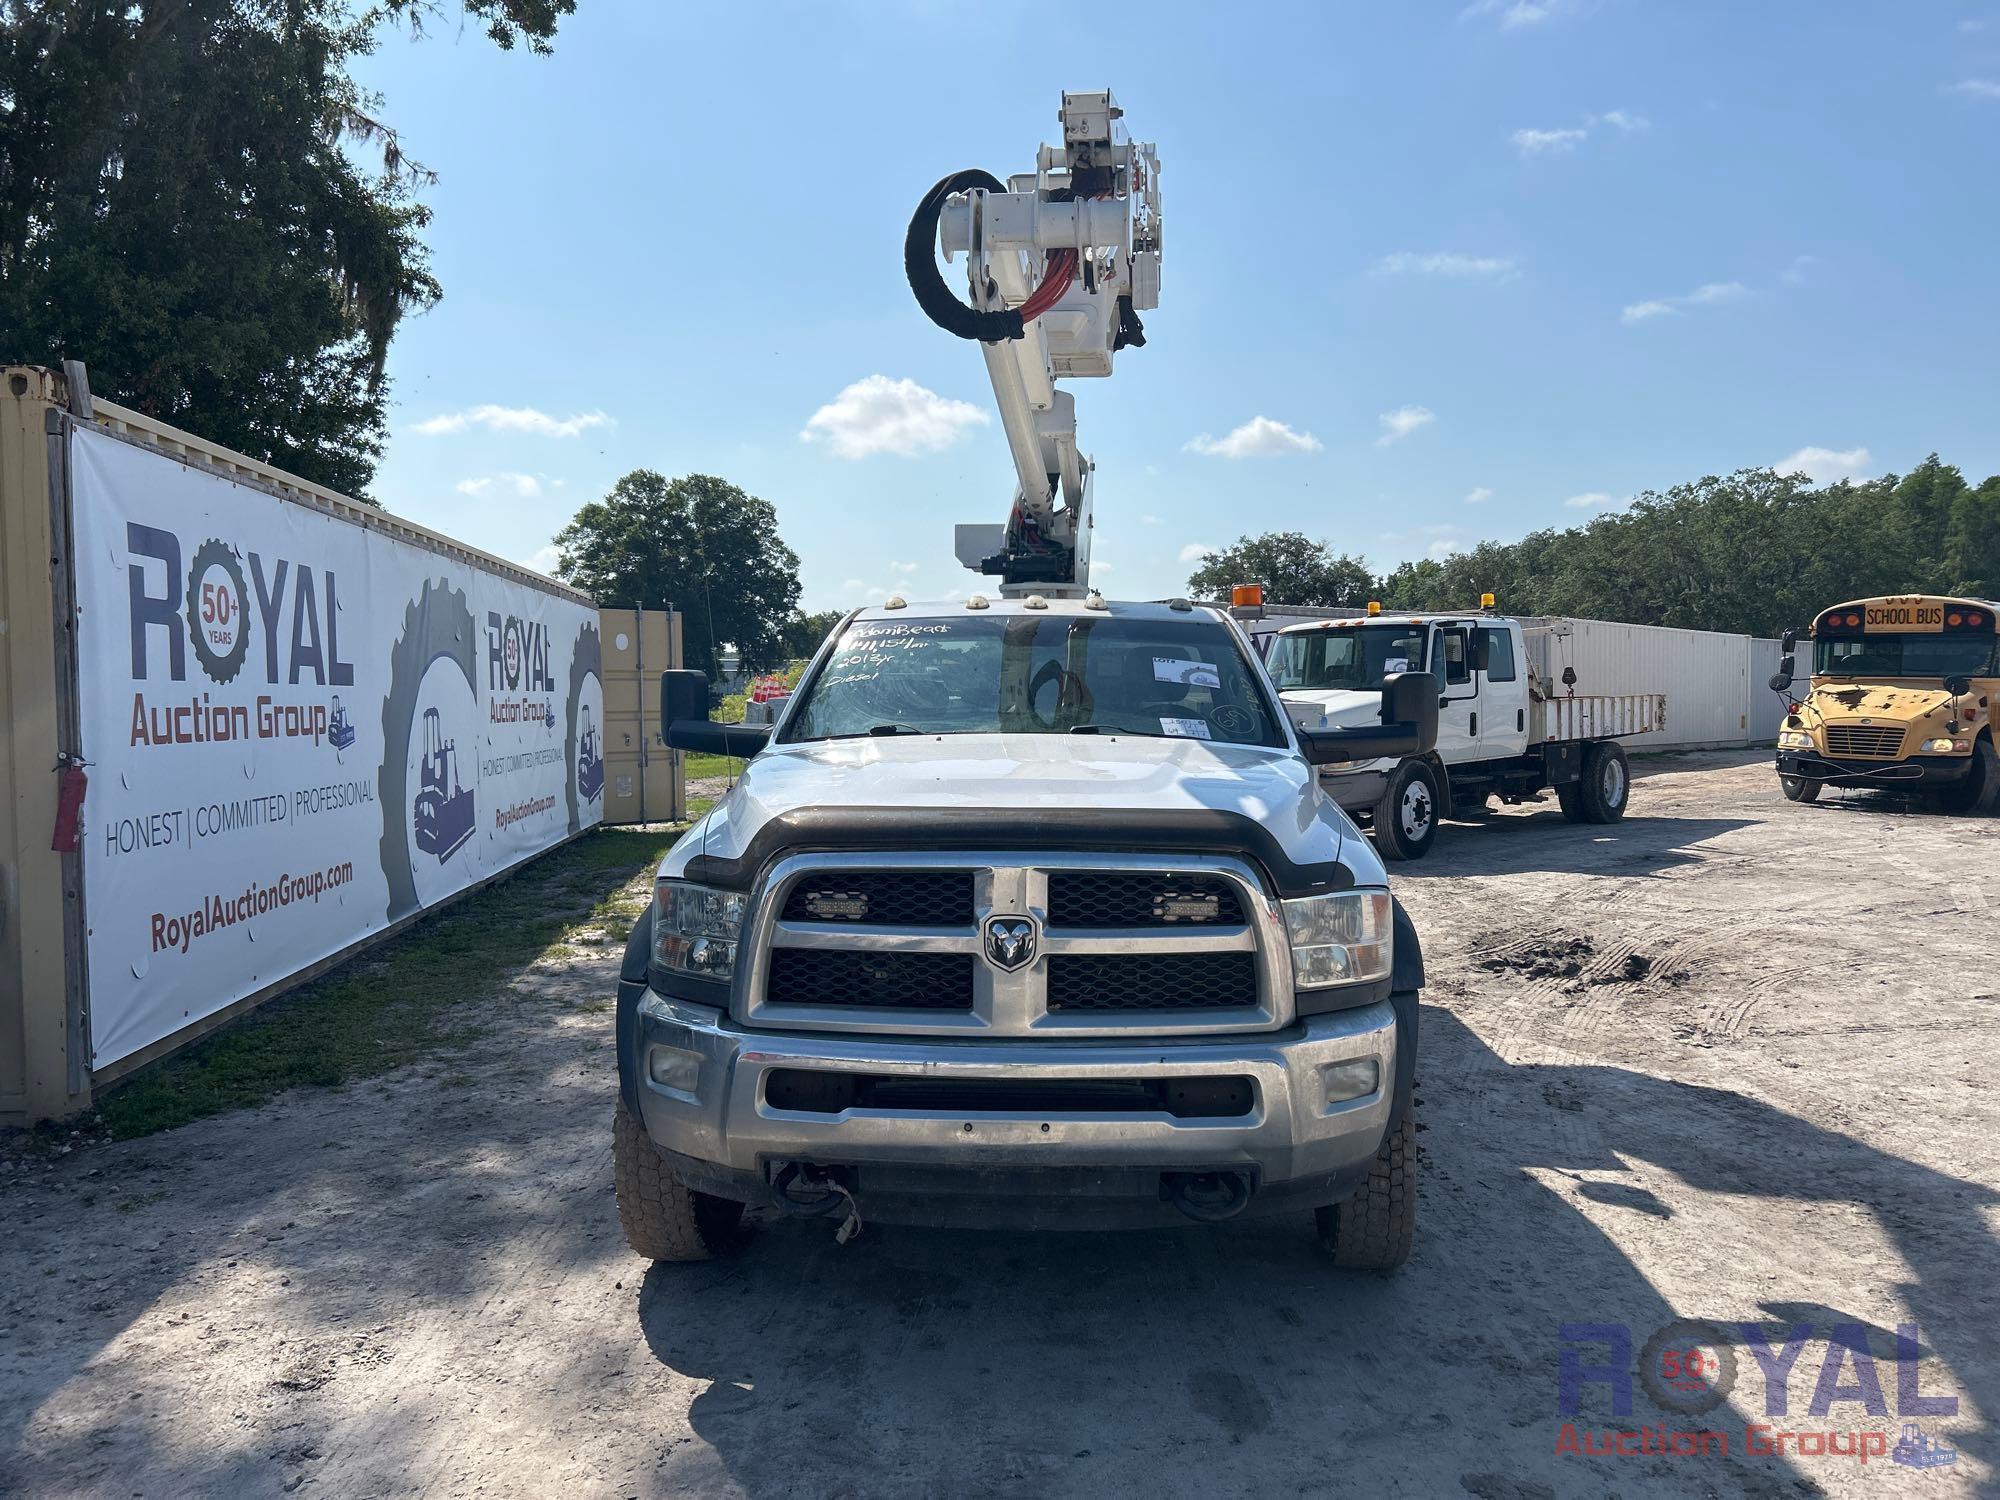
[1272,612,1506,633]
[846,596,1228,626]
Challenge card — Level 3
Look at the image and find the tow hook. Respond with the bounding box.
[1163,1170,1253,1223]
[769,1163,864,1244]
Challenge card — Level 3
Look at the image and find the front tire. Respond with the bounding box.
[1317,1107,1417,1270]
[1779,773,1822,803]
[1371,760,1440,861]
[1577,742,1631,823]
[613,1102,745,1261]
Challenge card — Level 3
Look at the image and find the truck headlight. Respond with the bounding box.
[1778,730,1814,749]
[654,879,745,981]
[1282,890,1392,988]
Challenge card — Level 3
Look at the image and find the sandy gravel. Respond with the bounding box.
[1,751,1995,1497]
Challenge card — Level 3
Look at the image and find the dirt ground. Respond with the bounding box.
[2,750,1995,1498]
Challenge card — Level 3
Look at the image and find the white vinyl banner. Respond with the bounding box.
[70,428,604,1066]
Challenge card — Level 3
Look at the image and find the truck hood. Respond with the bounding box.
[1279,688,1386,731]
[663,733,1376,887]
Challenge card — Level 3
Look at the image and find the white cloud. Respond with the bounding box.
[1429,539,1463,560]
[1773,445,1872,486]
[801,375,988,459]
[517,543,561,576]
[1686,281,1748,304]
[1179,543,1217,563]
[1141,513,1163,525]
[1464,486,1494,505]
[1961,18,1989,32]
[865,586,888,599]
[414,405,612,439]
[1374,251,1518,280]
[1621,300,1678,324]
[841,577,866,592]
[1947,78,2000,99]
[1780,254,1819,285]
[455,472,544,499]
[1565,491,1618,509]
[1186,416,1323,459]
[1512,110,1649,157]
[891,560,919,575]
[1623,280,1750,325]
[1376,406,1436,446]
[1464,0,1564,26]
[1511,126,1589,154]
[1088,559,1114,578]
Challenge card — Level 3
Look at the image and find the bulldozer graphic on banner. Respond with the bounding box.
[413,706,476,863]
[576,703,605,802]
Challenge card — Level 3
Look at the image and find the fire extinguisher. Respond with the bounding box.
[51,759,88,853]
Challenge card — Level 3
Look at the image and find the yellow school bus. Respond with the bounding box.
[1773,594,1999,812]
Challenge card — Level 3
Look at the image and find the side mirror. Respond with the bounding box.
[660,669,772,757]
[1297,670,1440,765]
[1768,653,1796,692]
[1469,628,1492,674]
[1780,629,1797,653]
[1944,674,1973,697]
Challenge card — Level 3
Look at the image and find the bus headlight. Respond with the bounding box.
[654,880,745,980]
[1282,889,1392,988]
[1778,730,1814,749]
[1921,737,1970,754]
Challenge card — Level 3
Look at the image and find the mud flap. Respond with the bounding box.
[616,904,653,1119]
[1390,897,1423,1126]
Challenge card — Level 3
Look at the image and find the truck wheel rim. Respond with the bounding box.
[1401,781,1433,838]
[1602,758,1627,806]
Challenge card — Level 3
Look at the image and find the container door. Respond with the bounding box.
[596,609,683,824]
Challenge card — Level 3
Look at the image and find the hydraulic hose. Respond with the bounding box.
[905,168,1026,343]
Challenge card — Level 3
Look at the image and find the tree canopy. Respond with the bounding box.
[1194,459,2000,637]
[1186,532,1376,607]
[555,472,803,679]
[0,0,576,497]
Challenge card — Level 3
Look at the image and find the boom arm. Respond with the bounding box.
[905,91,1162,597]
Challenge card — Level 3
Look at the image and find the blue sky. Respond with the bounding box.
[357,1,2000,614]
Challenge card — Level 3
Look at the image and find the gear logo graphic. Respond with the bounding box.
[184,538,251,685]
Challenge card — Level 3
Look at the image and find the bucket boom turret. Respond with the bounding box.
[904,90,1161,598]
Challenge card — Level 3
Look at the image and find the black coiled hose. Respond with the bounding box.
[905,169,1026,343]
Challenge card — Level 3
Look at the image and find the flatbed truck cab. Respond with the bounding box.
[1267,607,1663,860]
[1772,594,2000,812]
[611,597,1442,1268]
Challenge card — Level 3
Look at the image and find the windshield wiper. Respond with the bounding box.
[813,723,928,741]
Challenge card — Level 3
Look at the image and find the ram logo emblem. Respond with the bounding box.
[983,916,1038,972]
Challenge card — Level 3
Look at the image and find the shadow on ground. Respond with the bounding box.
[635,1006,1997,1497]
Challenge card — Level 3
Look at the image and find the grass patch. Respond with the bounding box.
[681,751,743,781]
[89,826,686,1142]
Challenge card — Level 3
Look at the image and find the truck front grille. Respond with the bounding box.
[1047,952,1259,1011]
[780,871,974,927]
[743,854,1286,1038]
[1046,871,1245,927]
[1824,725,1906,759]
[764,1069,1255,1119]
[766,949,975,1010]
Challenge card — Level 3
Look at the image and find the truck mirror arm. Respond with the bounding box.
[1295,669,1440,765]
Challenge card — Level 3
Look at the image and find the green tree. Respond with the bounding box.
[1186,532,1376,607]
[779,608,846,662]
[555,472,803,680]
[0,0,576,498]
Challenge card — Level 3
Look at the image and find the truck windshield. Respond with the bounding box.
[1267,624,1427,692]
[785,614,1287,747]
[1814,635,1997,678]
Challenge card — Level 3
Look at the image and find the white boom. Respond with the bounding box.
[906,90,1162,598]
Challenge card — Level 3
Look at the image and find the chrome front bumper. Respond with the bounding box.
[629,990,1401,1227]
